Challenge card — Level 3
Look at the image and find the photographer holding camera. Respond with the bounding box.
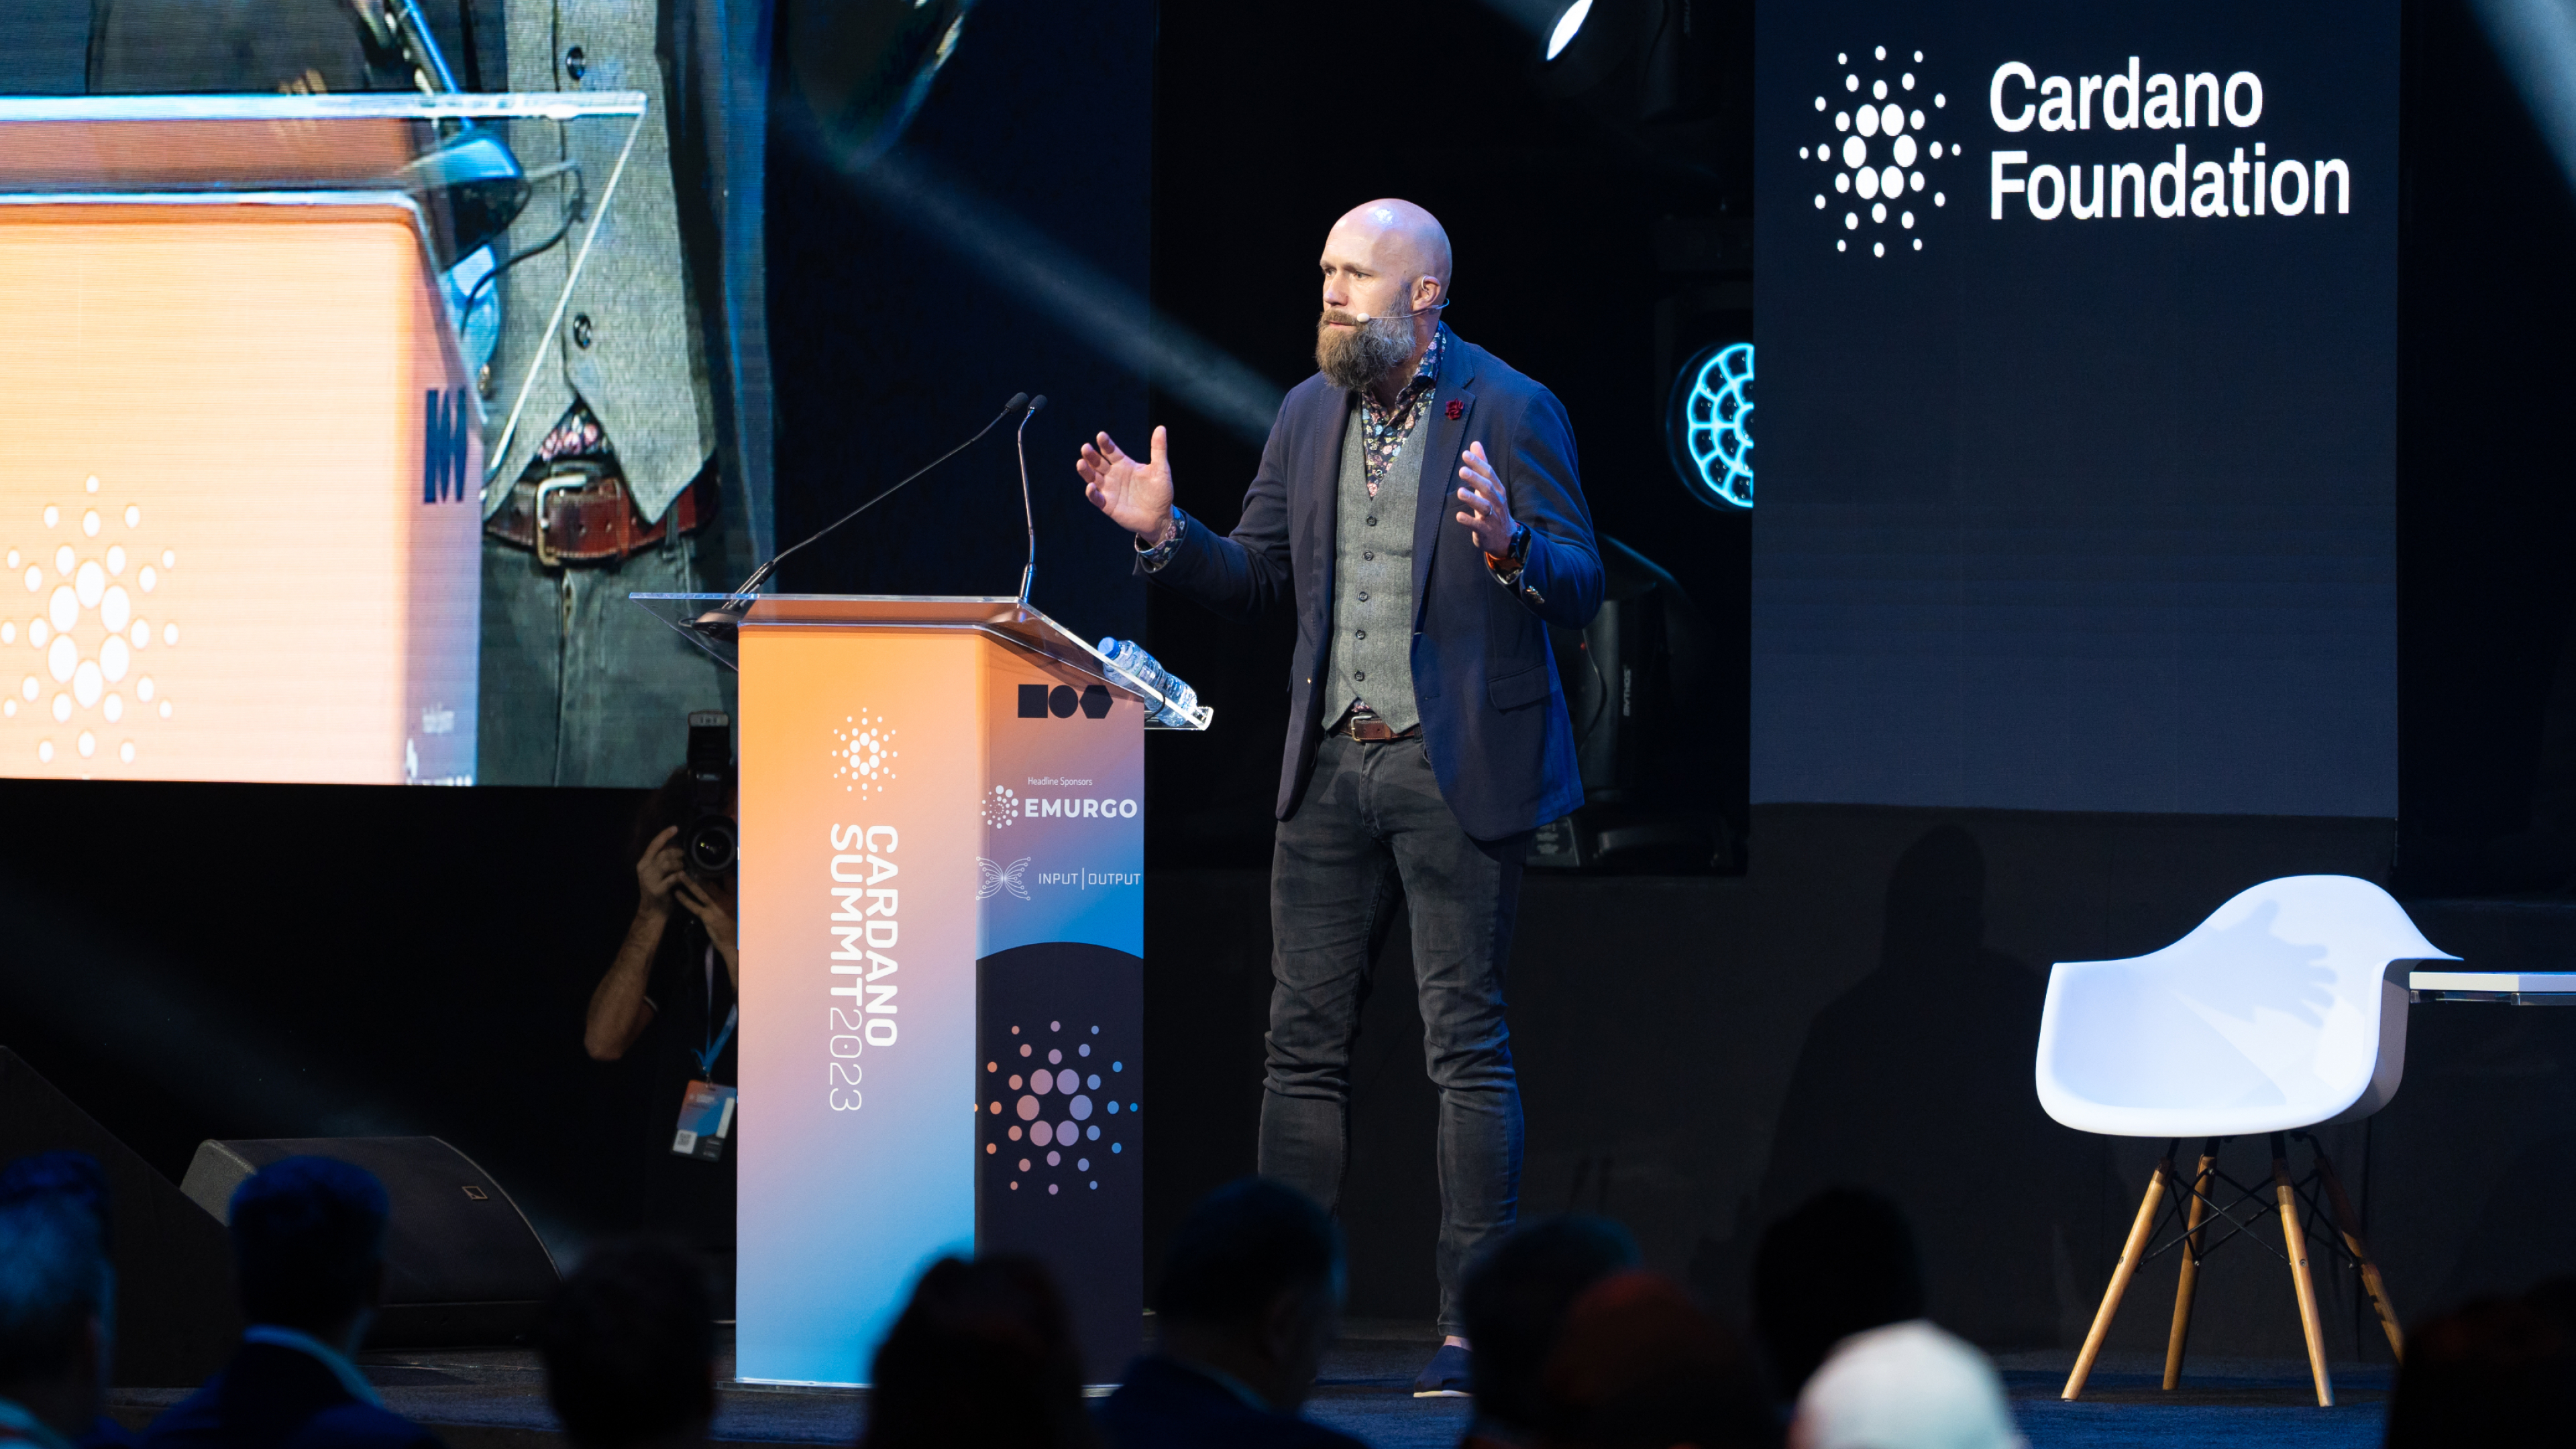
[585,714,740,1262]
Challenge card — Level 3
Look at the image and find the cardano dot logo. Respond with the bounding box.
[981,784,1019,829]
[5,475,177,769]
[985,1019,1132,1196]
[1802,45,1951,257]
[830,708,898,796]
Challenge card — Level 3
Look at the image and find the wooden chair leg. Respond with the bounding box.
[2065,1145,2177,1401]
[2271,1134,2334,1407]
[2310,1141,2404,1363]
[2162,1141,2219,1389]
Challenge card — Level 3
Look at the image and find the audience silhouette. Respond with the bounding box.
[1454,1215,1640,1448]
[10,1144,2576,1449]
[0,1152,129,1449]
[538,1238,714,1449]
[0,1190,112,1449]
[140,1158,437,1449]
[1536,1271,1776,1449]
[1752,1187,1924,1400]
[2385,1282,2576,1446]
[1095,1178,1360,1449]
[861,1254,1096,1449]
[1787,1316,2018,1449]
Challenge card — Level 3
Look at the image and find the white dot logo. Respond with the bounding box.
[981,784,1020,830]
[830,709,898,796]
[1805,46,1949,257]
[7,479,174,764]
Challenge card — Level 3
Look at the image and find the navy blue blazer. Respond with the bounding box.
[1150,331,1602,841]
[141,1344,439,1449]
[1095,1356,1368,1449]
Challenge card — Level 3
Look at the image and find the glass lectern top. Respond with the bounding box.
[0,93,644,191]
[629,594,1216,732]
[0,94,653,496]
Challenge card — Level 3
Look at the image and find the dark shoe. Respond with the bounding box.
[1412,1341,1472,1398]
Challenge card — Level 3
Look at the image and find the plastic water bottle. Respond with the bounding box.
[1098,637,1198,727]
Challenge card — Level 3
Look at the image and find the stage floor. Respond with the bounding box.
[105,1327,2391,1449]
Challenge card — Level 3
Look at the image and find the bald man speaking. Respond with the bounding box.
[1078,200,1601,1394]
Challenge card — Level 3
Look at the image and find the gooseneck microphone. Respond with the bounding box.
[1015,394,1048,606]
[722,393,1035,610]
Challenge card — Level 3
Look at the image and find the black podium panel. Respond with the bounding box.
[977,941,1145,1383]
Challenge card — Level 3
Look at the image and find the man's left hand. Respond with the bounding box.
[1454,441,1517,558]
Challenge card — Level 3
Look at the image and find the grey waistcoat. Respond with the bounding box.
[1324,404,1431,735]
[486,0,716,525]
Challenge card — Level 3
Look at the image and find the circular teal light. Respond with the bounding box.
[1667,341,1753,509]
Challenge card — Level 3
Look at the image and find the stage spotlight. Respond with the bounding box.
[1666,341,1753,509]
[1546,0,1594,60]
[784,0,974,168]
[1533,0,1642,101]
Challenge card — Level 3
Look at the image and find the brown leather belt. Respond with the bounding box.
[484,462,703,566]
[1338,714,1421,742]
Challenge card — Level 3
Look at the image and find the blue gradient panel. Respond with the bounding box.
[977,669,1144,959]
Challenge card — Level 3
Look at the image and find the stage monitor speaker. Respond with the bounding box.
[1533,535,1732,872]
[182,1136,559,1348]
[0,1047,239,1386]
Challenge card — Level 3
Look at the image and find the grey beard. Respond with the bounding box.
[1316,312,1417,391]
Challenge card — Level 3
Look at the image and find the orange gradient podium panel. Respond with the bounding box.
[732,597,1144,1386]
[0,201,480,782]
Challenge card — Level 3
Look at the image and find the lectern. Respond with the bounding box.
[641,593,1203,1385]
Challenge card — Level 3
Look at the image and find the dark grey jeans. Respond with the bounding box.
[475,529,736,788]
[1258,732,1529,1334]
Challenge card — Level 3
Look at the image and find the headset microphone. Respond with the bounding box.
[1350,297,1454,324]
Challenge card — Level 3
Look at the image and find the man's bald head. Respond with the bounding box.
[1316,199,1454,392]
[1337,199,1453,290]
[1327,199,1453,293]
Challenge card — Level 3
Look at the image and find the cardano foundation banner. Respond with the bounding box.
[1752,0,2397,816]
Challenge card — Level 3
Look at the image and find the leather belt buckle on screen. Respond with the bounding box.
[485,462,702,567]
[1339,714,1421,742]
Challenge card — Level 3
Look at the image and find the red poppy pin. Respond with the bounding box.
[1445,399,1464,421]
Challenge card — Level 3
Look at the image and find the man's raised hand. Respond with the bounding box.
[1454,440,1519,557]
[1077,426,1177,547]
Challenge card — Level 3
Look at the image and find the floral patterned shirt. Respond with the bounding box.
[1356,327,1447,498]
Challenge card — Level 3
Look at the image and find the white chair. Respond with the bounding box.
[2035,875,2457,1406]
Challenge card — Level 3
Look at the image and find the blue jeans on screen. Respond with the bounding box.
[1259,733,1529,1334]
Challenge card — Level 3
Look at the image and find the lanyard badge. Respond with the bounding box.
[673,1079,737,1160]
[672,1004,738,1161]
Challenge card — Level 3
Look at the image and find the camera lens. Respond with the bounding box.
[685,816,737,875]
